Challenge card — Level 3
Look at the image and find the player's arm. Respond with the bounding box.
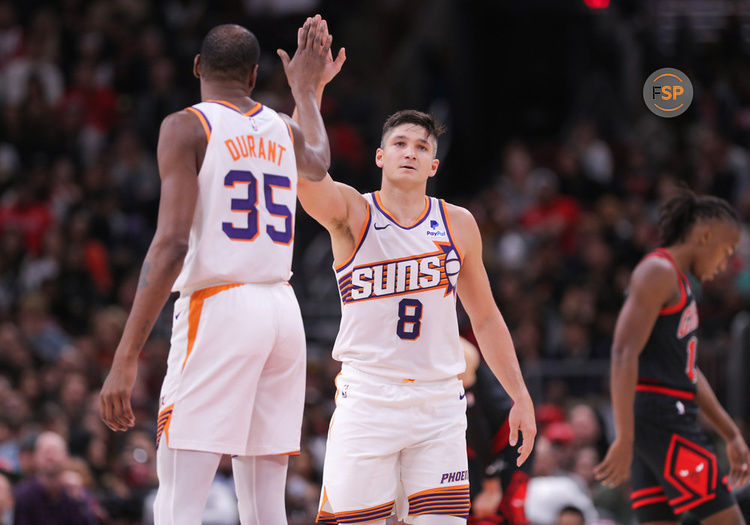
[99,110,201,432]
[277,15,332,182]
[695,368,750,488]
[283,68,367,263]
[449,204,536,467]
[594,257,676,487]
[282,19,366,266]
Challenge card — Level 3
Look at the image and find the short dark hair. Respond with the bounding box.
[199,24,260,82]
[381,110,446,156]
[658,188,738,246]
[557,506,585,524]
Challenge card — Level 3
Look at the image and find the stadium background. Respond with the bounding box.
[1,0,750,523]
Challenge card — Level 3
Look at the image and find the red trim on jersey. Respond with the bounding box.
[631,486,665,500]
[641,249,688,315]
[635,383,695,400]
[632,495,669,509]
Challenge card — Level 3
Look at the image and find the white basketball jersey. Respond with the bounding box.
[173,100,297,294]
[332,192,465,381]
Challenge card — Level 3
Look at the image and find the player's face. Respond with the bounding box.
[376,124,439,185]
[692,220,740,281]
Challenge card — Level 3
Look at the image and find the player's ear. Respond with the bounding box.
[375,148,384,168]
[428,158,439,178]
[193,54,201,79]
[697,223,712,245]
[248,64,259,90]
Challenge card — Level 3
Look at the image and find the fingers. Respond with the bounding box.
[515,425,536,466]
[304,14,319,49]
[121,395,135,427]
[593,460,612,483]
[299,17,312,50]
[594,458,627,487]
[277,49,291,68]
[334,47,347,68]
[99,387,134,432]
[297,19,308,48]
[508,420,519,447]
[729,456,750,488]
[516,443,531,467]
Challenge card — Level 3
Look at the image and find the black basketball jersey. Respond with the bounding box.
[636,249,699,398]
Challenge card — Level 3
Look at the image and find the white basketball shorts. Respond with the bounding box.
[317,365,470,523]
[156,282,305,456]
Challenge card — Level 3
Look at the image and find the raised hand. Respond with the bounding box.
[277,14,332,95]
[305,22,346,88]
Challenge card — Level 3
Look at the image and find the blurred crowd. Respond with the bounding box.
[1,0,750,524]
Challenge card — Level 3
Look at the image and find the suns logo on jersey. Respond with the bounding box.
[338,242,460,304]
[677,301,698,339]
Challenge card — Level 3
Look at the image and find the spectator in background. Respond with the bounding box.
[461,337,533,525]
[13,431,97,524]
[0,472,11,525]
[555,505,586,525]
[520,168,581,256]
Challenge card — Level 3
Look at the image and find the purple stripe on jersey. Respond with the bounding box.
[247,104,264,117]
[207,100,243,113]
[373,193,432,229]
[190,106,212,132]
[207,100,264,117]
[438,199,462,263]
[335,202,372,273]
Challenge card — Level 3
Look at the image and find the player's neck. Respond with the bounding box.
[200,83,257,111]
[377,186,428,225]
[662,244,692,275]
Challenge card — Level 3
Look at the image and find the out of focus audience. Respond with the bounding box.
[1,1,750,524]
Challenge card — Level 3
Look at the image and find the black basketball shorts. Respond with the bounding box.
[631,391,736,523]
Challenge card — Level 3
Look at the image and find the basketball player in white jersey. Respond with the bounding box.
[99,16,333,524]
[294,44,537,524]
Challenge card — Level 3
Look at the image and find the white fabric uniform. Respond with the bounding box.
[318,192,470,524]
[157,100,305,457]
[174,100,297,293]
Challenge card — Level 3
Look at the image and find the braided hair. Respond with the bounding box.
[658,189,739,246]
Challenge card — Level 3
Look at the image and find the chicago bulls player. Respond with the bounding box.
[596,190,750,524]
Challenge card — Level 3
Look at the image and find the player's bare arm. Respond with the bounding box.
[694,368,750,488]
[99,110,202,432]
[298,178,369,265]
[448,203,536,467]
[594,257,678,487]
[277,14,332,182]
[283,15,365,265]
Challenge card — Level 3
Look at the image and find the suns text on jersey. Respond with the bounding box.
[338,243,460,304]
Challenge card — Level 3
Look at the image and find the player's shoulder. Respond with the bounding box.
[441,201,479,234]
[161,107,204,132]
[630,252,679,293]
[157,108,208,155]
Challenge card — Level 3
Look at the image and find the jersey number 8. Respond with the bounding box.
[397,298,423,340]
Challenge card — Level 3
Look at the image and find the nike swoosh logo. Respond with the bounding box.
[374,223,390,230]
[459,392,466,400]
[175,312,181,320]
